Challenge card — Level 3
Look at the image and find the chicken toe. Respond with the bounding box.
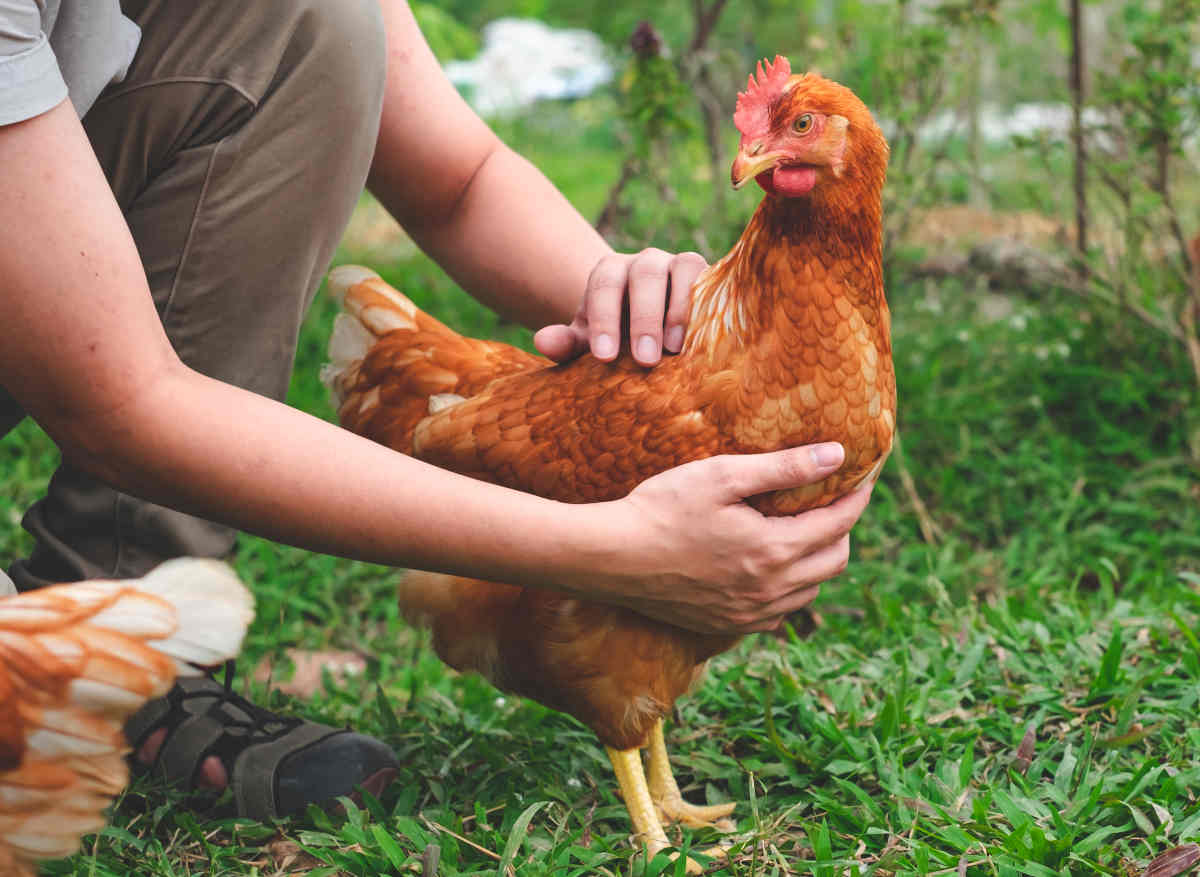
[646,720,737,831]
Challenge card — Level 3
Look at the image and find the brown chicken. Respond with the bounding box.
[322,57,893,869]
[0,559,254,876]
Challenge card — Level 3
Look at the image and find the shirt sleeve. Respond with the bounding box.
[0,1,68,126]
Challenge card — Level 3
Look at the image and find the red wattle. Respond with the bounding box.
[755,165,817,197]
[773,166,817,195]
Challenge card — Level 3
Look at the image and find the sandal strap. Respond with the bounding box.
[231,722,346,820]
[124,693,174,749]
[125,676,235,747]
[157,712,228,783]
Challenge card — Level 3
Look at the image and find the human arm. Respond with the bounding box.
[0,99,862,633]
[366,0,704,367]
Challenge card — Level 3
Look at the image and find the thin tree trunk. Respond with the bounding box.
[686,0,730,213]
[1069,0,1088,261]
[594,156,640,239]
[966,26,985,208]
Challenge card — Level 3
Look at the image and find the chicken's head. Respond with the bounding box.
[731,57,887,203]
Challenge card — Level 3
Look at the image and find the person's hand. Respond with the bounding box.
[583,443,874,634]
[533,248,707,367]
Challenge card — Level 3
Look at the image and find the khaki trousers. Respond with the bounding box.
[3,0,386,588]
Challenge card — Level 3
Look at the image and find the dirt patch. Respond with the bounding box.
[904,205,1068,252]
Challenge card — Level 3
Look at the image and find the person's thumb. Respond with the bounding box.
[533,324,584,362]
[703,443,845,503]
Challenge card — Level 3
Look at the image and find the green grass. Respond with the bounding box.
[5,94,1200,876]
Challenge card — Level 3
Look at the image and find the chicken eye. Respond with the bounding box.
[793,113,814,134]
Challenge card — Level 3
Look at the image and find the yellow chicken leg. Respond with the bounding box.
[646,719,737,831]
[606,746,708,875]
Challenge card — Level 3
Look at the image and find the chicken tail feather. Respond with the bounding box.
[0,560,254,870]
[118,558,255,675]
[321,265,424,409]
[321,266,545,449]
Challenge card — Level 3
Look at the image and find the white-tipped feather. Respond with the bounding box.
[327,264,381,306]
[22,728,116,760]
[65,678,152,715]
[327,312,375,367]
[322,265,426,409]
[428,393,466,414]
[22,634,85,664]
[0,784,60,809]
[1,559,254,872]
[321,312,376,405]
[360,304,416,335]
[8,826,105,859]
[83,594,176,640]
[122,558,254,673]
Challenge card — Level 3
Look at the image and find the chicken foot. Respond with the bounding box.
[607,746,706,875]
[645,719,736,831]
[606,723,735,874]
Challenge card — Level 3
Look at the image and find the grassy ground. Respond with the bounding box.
[3,96,1199,876]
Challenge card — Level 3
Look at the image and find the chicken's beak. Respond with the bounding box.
[731,150,784,189]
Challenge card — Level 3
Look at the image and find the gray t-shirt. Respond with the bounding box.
[0,0,140,124]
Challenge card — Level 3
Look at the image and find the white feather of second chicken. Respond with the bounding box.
[0,559,255,873]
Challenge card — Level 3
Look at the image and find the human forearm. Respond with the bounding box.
[375,144,611,327]
[77,363,627,587]
[367,0,610,328]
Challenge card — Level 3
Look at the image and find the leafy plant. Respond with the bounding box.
[1084,0,1200,391]
[411,3,480,62]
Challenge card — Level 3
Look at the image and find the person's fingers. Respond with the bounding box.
[694,443,846,504]
[730,582,825,633]
[533,324,585,362]
[768,477,875,552]
[741,588,826,633]
[784,534,850,595]
[664,252,705,353]
[584,255,629,361]
[626,248,673,366]
[736,535,849,633]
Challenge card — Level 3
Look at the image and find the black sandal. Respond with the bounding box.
[124,661,399,820]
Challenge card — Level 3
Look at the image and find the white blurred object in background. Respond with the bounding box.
[445,18,612,116]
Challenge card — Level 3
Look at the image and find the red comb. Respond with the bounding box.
[733,55,792,138]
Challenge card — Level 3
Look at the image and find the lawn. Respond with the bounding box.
[3,91,1199,876]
